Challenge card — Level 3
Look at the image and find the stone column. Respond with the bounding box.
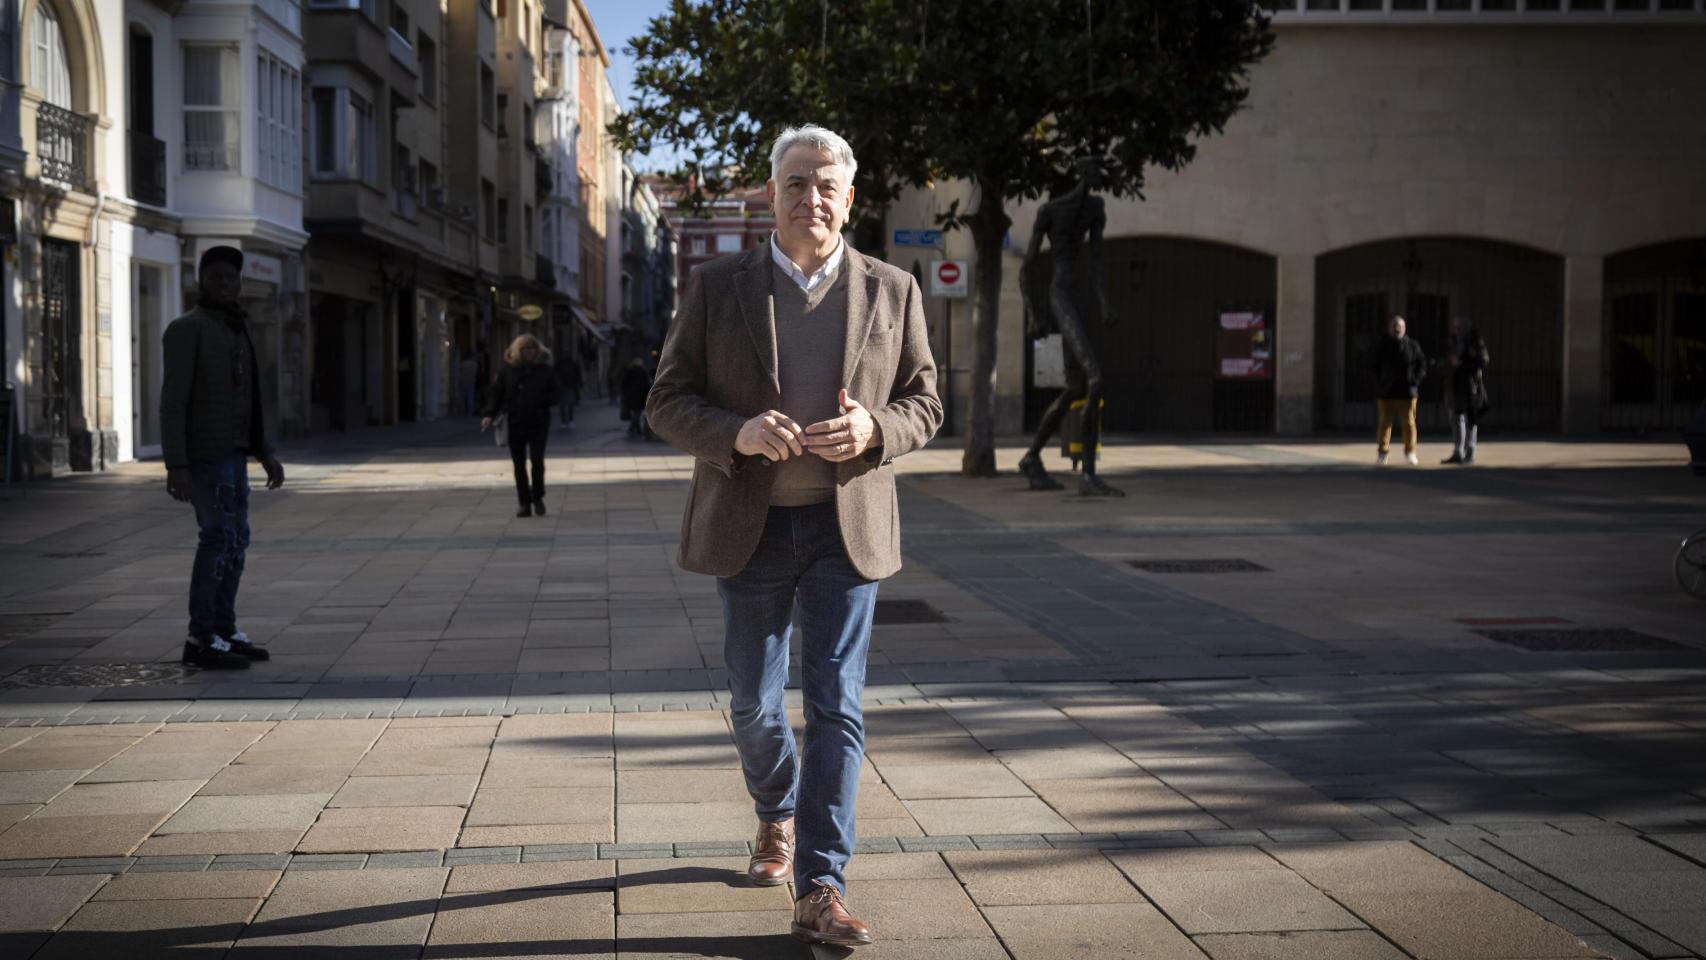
[1562,252,1604,435]
[1275,252,1316,434]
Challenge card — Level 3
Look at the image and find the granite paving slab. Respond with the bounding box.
[943,849,1141,906]
[33,897,260,960]
[0,874,108,932]
[980,902,1209,960]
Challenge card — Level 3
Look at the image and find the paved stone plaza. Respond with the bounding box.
[0,405,1702,959]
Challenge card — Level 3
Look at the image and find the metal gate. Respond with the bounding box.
[1316,237,1564,433]
[1601,239,1706,433]
[39,239,81,450]
[1025,237,1277,433]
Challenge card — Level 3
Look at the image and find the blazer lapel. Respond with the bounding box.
[840,250,881,388]
[733,245,779,393]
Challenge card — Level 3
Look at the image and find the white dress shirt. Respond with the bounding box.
[770,232,845,293]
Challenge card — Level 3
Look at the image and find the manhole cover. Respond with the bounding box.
[1129,559,1270,574]
[0,663,195,689]
[1475,629,1690,652]
[873,600,949,625]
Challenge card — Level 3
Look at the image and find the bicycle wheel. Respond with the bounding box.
[1676,528,1706,600]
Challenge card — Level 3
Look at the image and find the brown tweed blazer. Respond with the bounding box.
[647,241,943,580]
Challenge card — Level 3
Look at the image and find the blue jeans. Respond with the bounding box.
[187,455,251,640]
[717,503,879,897]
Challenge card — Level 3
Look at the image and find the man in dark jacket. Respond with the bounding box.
[1370,314,1429,465]
[160,246,284,669]
[1442,316,1490,465]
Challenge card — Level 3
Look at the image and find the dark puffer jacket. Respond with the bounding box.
[482,363,563,427]
[159,303,272,468]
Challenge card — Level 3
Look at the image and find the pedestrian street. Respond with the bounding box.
[0,407,1701,959]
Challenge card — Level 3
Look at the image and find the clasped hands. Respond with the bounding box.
[735,389,880,463]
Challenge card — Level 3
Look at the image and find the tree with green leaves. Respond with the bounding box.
[612,0,1272,476]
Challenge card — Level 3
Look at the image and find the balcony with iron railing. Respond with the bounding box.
[35,102,95,191]
[536,253,555,289]
[129,131,167,207]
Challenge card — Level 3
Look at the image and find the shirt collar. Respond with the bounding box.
[769,232,845,292]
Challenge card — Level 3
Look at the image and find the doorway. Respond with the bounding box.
[39,238,81,471]
[132,263,166,455]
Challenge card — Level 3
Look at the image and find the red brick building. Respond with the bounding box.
[646,177,774,301]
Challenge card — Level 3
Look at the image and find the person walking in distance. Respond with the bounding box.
[160,246,284,670]
[620,358,653,438]
[1370,314,1429,465]
[482,334,562,517]
[555,348,583,429]
[647,125,941,946]
[1442,316,1490,465]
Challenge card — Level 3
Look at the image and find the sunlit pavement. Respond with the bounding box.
[0,404,1700,959]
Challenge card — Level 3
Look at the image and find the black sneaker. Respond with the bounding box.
[533,499,547,516]
[182,636,251,670]
[219,630,270,661]
[516,503,533,517]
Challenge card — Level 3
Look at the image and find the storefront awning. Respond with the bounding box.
[570,304,614,345]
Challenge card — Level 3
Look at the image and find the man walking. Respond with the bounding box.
[1442,316,1490,465]
[647,124,942,947]
[160,246,283,669]
[1371,314,1429,465]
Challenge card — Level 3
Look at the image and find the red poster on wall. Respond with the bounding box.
[1215,311,1272,380]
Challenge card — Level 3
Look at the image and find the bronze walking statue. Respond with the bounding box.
[1017,158,1124,497]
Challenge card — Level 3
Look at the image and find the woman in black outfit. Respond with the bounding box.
[481,334,562,516]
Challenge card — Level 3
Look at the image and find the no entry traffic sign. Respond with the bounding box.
[931,260,968,298]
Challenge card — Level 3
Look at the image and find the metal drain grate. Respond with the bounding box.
[38,552,106,559]
[1129,559,1270,574]
[873,600,950,625]
[1475,628,1690,653]
[0,663,195,689]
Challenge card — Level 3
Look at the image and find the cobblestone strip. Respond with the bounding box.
[0,822,1666,876]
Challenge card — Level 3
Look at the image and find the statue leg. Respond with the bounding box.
[1018,375,1077,491]
[1054,288,1124,498]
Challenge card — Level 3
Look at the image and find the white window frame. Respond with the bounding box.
[30,0,73,107]
[309,84,376,184]
[183,44,240,172]
[256,52,301,192]
[307,0,379,21]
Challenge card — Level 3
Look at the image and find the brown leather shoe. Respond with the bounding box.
[792,879,873,947]
[746,817,794,887]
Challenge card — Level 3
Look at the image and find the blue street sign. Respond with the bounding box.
[893,229,943,247]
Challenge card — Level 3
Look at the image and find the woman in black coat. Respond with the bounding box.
[482,334,562,516]
[1443,317,1491,465]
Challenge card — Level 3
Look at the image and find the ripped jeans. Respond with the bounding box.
[187,455,252,641]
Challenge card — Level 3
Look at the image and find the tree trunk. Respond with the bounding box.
[960,183,1010,477]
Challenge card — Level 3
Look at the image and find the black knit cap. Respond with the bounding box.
[199,245,244,273]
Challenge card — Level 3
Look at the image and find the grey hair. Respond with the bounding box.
[768,124,858,183]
